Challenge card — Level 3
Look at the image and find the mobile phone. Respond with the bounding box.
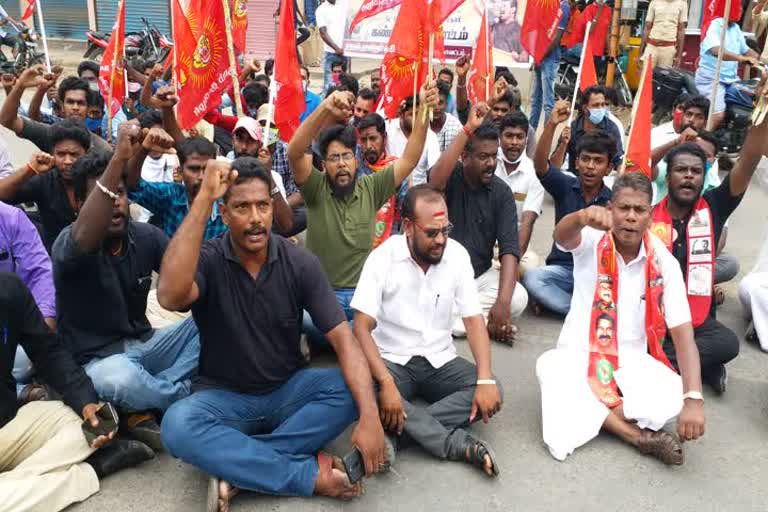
[342,448,365,483]
[82,403,119,445]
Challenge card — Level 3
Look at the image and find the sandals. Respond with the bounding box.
[206,477,239,512]
[714,285,726,306]
[465,439,500,477]
[637,430,684,466]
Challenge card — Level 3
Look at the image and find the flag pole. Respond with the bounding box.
[423,31,435,122]
[412,59,419,127]
[484,6,490,99]
[106,0,122,144]
[34,0,52,72]
[265,80,276,148]
[222,0,244,118]
[621,54,651,173]
[706,0,732,131]
[568,21,591,126]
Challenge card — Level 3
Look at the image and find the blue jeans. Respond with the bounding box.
[303,288,355,351]
[521,265,574,316]
[14,346,33,397]
[322,52,349,96]
[530,54,560,130]
[84,316,200,412]
[161,368,357,497]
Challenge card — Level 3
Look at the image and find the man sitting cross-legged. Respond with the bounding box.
[352,185,503,477]
[157,157,387,510]
[536,173,705,464]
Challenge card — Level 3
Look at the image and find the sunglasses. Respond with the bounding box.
[415,221,453,239]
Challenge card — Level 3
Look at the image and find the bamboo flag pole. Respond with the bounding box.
[424,31,435,122]
[412,59,419,127]
[568,21,592,126]
[264,80,276,147]
[106,0,122,144]
[620,55,651,173]
[222,0,244,118]
[34,0,52,72]
[706,0,733,131]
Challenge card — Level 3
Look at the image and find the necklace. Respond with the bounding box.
[110,240,123,257]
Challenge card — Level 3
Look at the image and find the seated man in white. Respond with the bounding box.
[351,184,503,477]
[536,172,705,464]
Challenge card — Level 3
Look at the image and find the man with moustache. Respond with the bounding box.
[353,89,379,127]
[650,88,768,393]
[288,86,437,351]
[351,185,503,477]
[536,172,705,464]
[385,95,441,185]
[594,276,615,311]
[52,122,200,451]
[429,104,527,344]
[430,81,463,152]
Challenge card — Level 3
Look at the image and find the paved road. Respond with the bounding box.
[3,119,768,511]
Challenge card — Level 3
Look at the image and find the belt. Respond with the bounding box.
[648,39,677,47]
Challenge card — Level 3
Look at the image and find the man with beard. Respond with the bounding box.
[353,88,378,126]
[431,81,463,152]
[287,86,437,351]
[0,65,111,153]
[494,112,545,275]
[0,120,90,251]
[537,172,704,464]
[385,95,441,185]
[157,157,386,508]
[650,94,768,393]
[127,135,228,240]
[525,100,614,316]
[53,122,201,450]
[351,185,503,477]
[429,104,528,344]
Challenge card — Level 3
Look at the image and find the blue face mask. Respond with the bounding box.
[705,160,713,173]
[588,107,607,125]
[85,116,102,133]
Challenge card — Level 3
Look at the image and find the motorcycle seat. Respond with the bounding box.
[87,31,108,39]
[562,53,581,66]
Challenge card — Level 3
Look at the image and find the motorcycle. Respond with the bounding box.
[0,22,46,74]
[716,78,759,154]
[651,65,698,125]
[83,17,172,64]
[554,52,634,107]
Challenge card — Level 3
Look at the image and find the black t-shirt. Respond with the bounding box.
[668,176,743,319]
[0,273,97,428]
[192,234,346,394]
[52,221,168,364]
[11,169,76,251]
[438,163,520,278]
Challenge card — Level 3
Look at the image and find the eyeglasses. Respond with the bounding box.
[326,152,355,164]
[415,221,453,239]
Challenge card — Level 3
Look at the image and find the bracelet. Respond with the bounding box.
[463,124,473,137]
[25,162,39,175]
[476,379,496,386]
[456,83,467,89]
[95,180,118,200]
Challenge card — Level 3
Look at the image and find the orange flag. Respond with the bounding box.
[273,0,305,141]
[578,25,597,93]
[624,55,652,177]
[467,9,492,105]
[173,0,234,130]
[230,0,249,53]
[98,0,126,117]
[521,0,566,65]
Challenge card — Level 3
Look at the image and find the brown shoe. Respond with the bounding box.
[18,384,50,405]
[123,412,163,452]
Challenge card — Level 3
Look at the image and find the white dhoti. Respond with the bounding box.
[535,347,683,461]
[739,272,768,351]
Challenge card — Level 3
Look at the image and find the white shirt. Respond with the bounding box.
[351,235,482,368]
[607,111,625,145]
[385,119,441,185]
[0,138,13,179]
[494,152,545,227]
[223,151,287,198]
[432,113,463,152]
[315,0,348,54]
[651,121,678,150]
[135,154,180,222]
[556,227,691,360]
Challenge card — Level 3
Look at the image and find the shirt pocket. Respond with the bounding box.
[128,274,153,316]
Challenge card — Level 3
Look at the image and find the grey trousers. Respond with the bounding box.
[383,356,503,461]
[715,253,740,285]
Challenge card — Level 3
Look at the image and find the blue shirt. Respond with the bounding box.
[128,180,227,240]
[539,165,612,267]
[301,90,322,122]
[699,18,749,84]
[567,115,625,171]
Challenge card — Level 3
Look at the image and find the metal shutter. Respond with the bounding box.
[96,0,170,35]
[3,0,20,18]
[36,0,88,39]
[246,0,279,59]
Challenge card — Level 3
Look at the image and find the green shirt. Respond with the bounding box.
[653,160,721,205]
[301,165,397,288]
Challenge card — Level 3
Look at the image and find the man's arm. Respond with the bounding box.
[555,205,612,250]
[669,322,705,441]
[11,207,56,324]
[652,127,698,168]
[287,90,353,187]
[455,56,470,115]
[535,99,571,178]
[428,102,489,191]
[392,81,438,186]
[675,21,686,66]
[518,211,538,256]
[0,65,48,133]
[318,26,344,54]
[639,20,653,58]
[125,126,177,190]
[0,152,53,203]
[27,78,54,122]
[462,315,501,422]
[729,81,768,195]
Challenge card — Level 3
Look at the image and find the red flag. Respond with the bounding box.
[425,0,465,33]
[578,27,597,93]
[467,9,492,104]
[377,0,429,119]
[349,0,402,34]
[624,56,653,177]
[173,0,234,130]
[520,0,565,65]
[98,0,126,117]
[700,0,742,41]
[273,0,305,141]
[230,0,249,53]
[22,0,35,21]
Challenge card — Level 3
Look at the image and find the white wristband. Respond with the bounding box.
[95,180,118,200]
[683,391,704,401]
[476,379,496,386]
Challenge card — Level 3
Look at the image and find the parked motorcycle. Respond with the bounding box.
[0,22,46,74]
[651,65,698,125]
[716,78,759,154]
[554,52,633,107]
[83,17,172,64]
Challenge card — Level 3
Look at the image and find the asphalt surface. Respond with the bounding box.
[3,61,768,511]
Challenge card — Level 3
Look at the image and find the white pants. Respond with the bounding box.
[535,348,683,461]
[452,266,529,337]
[739,272,768,351]
[0,401,99,512]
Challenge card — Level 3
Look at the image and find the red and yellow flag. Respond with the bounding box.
[98,0,126,117]
[521,0,566,65]
[467,9,492,104]
[21,0,35,21]
[274,0,305,141]
[349,0,402,34]
[624,56,653,177]
[230,0,249,53]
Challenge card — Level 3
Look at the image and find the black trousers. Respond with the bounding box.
[664,316,740,381]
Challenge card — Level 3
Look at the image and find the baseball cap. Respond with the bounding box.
[233,116,263,142]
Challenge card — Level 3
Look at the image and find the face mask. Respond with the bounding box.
[705,160,713,173]
[302,80,308,92]
[588,107,607,125]
[85,116,102,133]
[88,81,100,92]
[499,145,525,165]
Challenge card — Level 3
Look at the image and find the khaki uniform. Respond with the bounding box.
[643,0,688,67]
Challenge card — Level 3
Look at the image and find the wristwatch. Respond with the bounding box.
[682,391,704,402]
[270,185,280,197]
